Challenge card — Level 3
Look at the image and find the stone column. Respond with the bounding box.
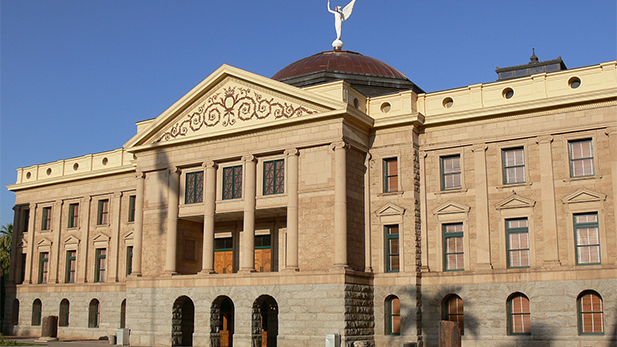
[77,196,92,283]
[9,206,21,284]
[165,168,180,275]
[364,153,373,272]
[284,149,299,271]
[200,161,217,274]
[108,192,122,282]
[472,144,492,269]
[606,127,617,255]
[49,200,63,283]
[132,172,145,276]
[331,141,348,269]
[536,136,561,266]
[419,151,430,272]
[240,155,257,273]
[23,203,36,284]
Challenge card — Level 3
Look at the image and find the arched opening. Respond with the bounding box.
[507,293,530,335]
[172,296,194,347]
[120,299,126,328]
[385,295,400,335]
[210,296,235,347]
[578,290,604,334]
[11,299,19,325]
[88,299,100,328]
[59,299,70,327]
[31,299,42,326]
[442,294,464,335]
[252,295,278,347]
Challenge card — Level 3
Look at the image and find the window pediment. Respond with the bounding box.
[495,194,536,210]
[37,237,52,251]
[92,233,110,249]
[376,203,405,217]
[561,188,606,205]
[63,235,81,248]
[433,202,470,215]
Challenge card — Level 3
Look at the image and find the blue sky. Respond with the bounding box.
[1,0,616,226]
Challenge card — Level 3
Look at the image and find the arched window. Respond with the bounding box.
[32,299,42,326]
[385,296,400,335]
[11,299,19,325]
[507,293,530,334]
[120,299,126,329]
[443,295,464,335]
[578,291,604,334]
[88,299,100,328]
[59,299,70,327]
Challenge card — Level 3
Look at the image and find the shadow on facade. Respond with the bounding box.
[496,322,554,347]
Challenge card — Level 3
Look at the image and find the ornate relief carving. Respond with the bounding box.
[157,87,318,143]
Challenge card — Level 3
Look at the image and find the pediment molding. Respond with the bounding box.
[124,65,344,148]
[561,188,606,204]
[376,203,406,217]
[495,194,536,210]
[433,201,471,215]
[92,233,110,248]
[37,237,52,250]
[63,235,81,247]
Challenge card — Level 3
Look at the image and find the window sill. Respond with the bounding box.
[563,175,602,184]
[495,182,532,191]
[434,188,467,196]
[377,191,404,197]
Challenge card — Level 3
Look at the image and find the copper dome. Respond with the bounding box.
[272,50,423,97]
[272,50,408,80]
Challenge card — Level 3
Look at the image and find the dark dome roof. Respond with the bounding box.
[272,50,407,80]
[272,50,423,97]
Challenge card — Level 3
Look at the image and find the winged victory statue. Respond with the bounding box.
[327,0,357,50]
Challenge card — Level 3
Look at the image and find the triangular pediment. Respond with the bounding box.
[124,231,134,241]
[376,203,405,217]
[562,188,606,204]
[433,202,471,215]
[63,235,81,247]
[37,237,52,249]
[92,233,110,248]
[495,194,536,210]
[124,65,348,148]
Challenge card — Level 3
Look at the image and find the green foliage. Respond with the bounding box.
[0,223,12,277]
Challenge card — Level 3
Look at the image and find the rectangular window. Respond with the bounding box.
[223,165,242,200]
[254,235,272,272]
[185,171,204,204]
[126,246,133,276]
[574,213,600,265]
[383,158,398,193]
[97,200,109,225]
[22,209,30,232]
[503,147,525,184]
[506,218,530,268]
[569,139,595,177]
[441,155,461,190]
[443,223,464,271]
[263,159,285,195]
[65,251,76,283]
[95,249,107,282]
[385,225,399,272]
[214,237,233,274]
[19,253,26,284]
[68,203,79,228]
[41,207,52,230]
[39,252,49,284]
[128,195,136,222]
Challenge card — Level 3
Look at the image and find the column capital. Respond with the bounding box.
[169,166,181,175]
[29,202,36,209]
[135,170,145,179]
[535,135,554,145]
[12,205,20,212]
[242,154,256,163]
[419,150,428,159]
[113,192,123,199]
[203,160,218,169]
[330,141,347,151]
[284,148,299,157]
[471,143,488,152]
[605,126,617,136]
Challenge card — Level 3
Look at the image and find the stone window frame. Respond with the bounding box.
[127,195,136,223]
[442,223,464,272]
[257,154,286,198]
[59,298,70,327]
[385,295,401,335]
[433,149,466,194]
[123,232,134,279]
[495,195,536,270]
[505,218,531,269]
[577,290,604,335]
[383,157,400,193]
[96,199,110,226]
[433,202,470,273]
[573,212,601,265]
[63,236,80,284]
[384,225,400,273]
[496,142,531,188]
[65,250,77,283]
[88,299,100,328]
[41,206,52,231]
[38,251,49,284]
[561,189,607,266]
[562,132,600,181]
[376,203,405,273]
[442,294,464,335]
[181,169,204,205]
[67,202,80,229]
[507,292,531,335]
[31,299,42,326]
[217,160,244,201]
[92,234,109,283]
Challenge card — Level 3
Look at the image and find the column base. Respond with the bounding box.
[198,270,217,275]
[129,272,142,277]
[238,269,257,274]
[282,266,299,272]
[330,264,349,273]
[163,271,178,276]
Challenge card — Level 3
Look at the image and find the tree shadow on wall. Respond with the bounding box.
[496,322,554,347]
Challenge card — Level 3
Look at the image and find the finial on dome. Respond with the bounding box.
[530,48,539,63]
[327,0,356,50]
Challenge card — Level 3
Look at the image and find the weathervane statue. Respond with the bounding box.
[327,0,357,50]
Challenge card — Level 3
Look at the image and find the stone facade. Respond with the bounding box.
[6,58,617,347]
